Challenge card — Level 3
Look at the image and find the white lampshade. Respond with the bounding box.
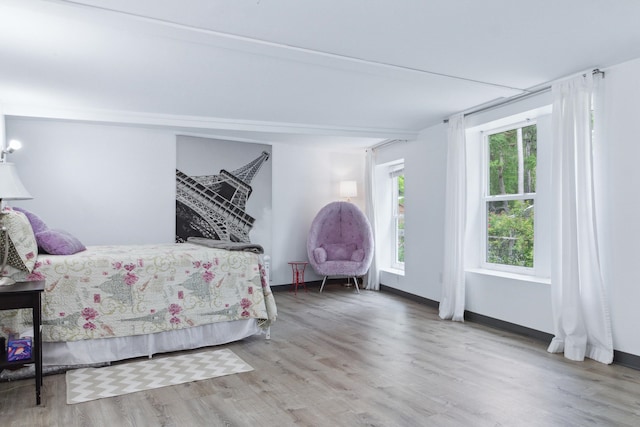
[339,180,357,199]
[0,163,32,200]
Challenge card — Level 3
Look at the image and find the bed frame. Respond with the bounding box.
[1,243,276,366]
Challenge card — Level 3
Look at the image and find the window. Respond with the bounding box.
[391,165,405,269]
[483,122,537,271]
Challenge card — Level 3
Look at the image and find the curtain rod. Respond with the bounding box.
[443,68,605,124]
[370,138,408,151]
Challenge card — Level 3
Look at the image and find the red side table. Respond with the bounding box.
[288,261,309,295]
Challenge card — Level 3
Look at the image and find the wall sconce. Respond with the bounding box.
[340,180,357,202]
[1,139,22,163]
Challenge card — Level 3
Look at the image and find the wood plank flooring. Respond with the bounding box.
[1,288,640,426]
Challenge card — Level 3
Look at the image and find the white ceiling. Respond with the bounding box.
[2,0,640,149]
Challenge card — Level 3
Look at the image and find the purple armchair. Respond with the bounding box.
[307,201,374,293]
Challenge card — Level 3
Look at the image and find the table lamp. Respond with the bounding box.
[0,147,33,285]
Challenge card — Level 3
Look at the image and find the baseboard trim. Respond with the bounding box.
[463,311,554,343]
[379,285,439,308]
[271,281,318,292]
[271,278,355,292]
[379,285,640,371]
[613,350,640,370]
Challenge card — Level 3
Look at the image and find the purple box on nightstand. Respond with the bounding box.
[7,334,32,362]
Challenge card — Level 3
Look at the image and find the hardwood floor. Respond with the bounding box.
[1,288,640,426]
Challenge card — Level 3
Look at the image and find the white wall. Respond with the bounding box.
[405,126,449,300]
[377,125,448,301]
[7,118,176,244]
[5,117,364,287]
[597,58,640,356]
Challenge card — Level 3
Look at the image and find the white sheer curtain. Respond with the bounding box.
[547,72,613,364]
[365,148,380,290]
[439,113,466,321]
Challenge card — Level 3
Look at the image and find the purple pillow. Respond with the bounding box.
[313,247,327,264]
[322,243,357,261]
[351,248,365,262]
[36,229,86,255]
[12,207,49,234]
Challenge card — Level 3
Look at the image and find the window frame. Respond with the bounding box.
[390,164,405,270]
[481,119,537,275]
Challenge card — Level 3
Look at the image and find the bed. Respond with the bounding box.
[0,241,277,366]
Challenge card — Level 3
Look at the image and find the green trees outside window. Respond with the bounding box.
[486,124,536,268]
[396,174,405,264]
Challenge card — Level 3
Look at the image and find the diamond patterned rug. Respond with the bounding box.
[66,348,253,404]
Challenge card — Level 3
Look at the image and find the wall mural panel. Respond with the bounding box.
[175,136,272,253]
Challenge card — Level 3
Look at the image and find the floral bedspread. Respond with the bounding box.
[0,243,277,343]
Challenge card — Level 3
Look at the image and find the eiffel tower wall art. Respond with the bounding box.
[175,136,272,254]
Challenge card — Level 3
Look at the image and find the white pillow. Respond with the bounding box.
[0,209,38,275]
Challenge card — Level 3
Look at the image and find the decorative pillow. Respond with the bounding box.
[12,207,49,234]
[0,209,38,274]
[351,248,365,262]
[322,243,357,261]
[313,247,327,264]
[36,229,86,255]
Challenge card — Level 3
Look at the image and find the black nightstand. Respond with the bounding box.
[0,280,45,405]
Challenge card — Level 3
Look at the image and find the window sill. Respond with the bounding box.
[465,268,550,285]
[380,267,405,277]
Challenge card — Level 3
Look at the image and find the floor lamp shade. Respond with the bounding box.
[340,180,357,199]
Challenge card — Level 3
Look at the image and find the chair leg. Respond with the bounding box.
[319,276,328,293]
[353,276,360,294]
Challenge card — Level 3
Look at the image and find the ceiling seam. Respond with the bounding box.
[48,0,528,93]
[2,103,418,139]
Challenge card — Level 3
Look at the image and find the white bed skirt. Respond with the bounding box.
[43,319,263,366]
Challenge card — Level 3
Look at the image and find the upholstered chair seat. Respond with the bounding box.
[307,201,374,293]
